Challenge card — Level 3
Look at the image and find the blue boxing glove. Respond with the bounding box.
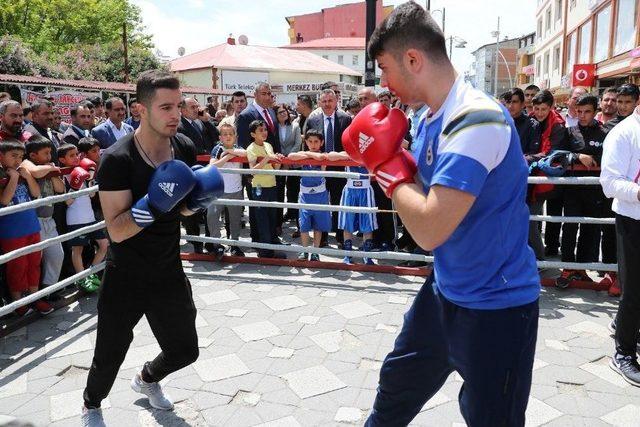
[131,160,197,228]
[185,164,225,213]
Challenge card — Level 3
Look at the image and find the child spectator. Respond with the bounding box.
[57,143,107,292]
[207,123,246,258]
[246,120,285,259]
[24,136,65,293]
[0,140,50,315]
[77,137,103,221]
[326,151,377,265]
[288,129,332,261]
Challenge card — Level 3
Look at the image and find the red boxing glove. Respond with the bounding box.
[342,102,416,197]
[69,167,90,190]
[79,158,96,172]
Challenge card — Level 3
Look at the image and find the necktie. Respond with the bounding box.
[325,117,334,152]
[263,109,275,133]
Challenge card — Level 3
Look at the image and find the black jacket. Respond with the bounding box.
[236,105,280,151]
[514,112,540,158]
[567,120,607,172]
[602,114,628,133]
[177,117,218,155]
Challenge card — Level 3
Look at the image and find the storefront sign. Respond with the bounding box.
[220,70,269,93]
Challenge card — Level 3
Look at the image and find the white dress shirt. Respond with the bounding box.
[106,118,131,140]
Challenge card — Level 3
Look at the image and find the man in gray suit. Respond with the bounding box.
[306,89,352,247]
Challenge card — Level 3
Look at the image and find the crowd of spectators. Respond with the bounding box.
[0,78,637,316]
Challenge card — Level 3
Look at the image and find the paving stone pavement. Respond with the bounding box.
[1,261,638,426]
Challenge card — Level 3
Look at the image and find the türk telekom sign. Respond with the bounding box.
[21,89,89,121]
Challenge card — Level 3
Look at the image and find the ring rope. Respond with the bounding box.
[0,185,98,218]
[0,221,105,266]
[526,176,601,185]
[219,168,367,179]
[529,215,615,225]
[0,262,105,317]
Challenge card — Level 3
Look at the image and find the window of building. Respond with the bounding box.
[553,44,561,72]
[537,18,543,38]
[536,57,542,78]
[544,50,550,75]
[545,8,552,33]
[566,31,577,71]
[352,55,359,66]
[578,21,592,63]
[614,0,637,55]
[555,0,563,23]
[594,5,611,63]
[337,55,344,64]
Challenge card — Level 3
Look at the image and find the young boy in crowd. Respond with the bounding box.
[24,136,65,295]
[0,140,50,315]
[57,143,107,292]
[208,123,246,258]
[77,137,103,221]
[327,151,378,264]
[246,120,285,259]
[288,129,332,261]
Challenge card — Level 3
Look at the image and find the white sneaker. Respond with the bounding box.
[131,372,174,410]
[81,406,106,427]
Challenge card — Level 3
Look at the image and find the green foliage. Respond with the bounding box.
[0,0,151,55]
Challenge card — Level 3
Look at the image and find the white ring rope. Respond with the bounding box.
[210,198,385,213]
[0,185,98,217]
[220,168,366,179]
[527,176,601,185]
[0,262,105,317]
[529,215,615,225]
[0,221,105,266]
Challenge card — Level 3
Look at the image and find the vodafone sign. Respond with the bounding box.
[572,64,596,87]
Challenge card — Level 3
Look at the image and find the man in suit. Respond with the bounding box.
[306,88,352,246]
[91,97,134,149]
[24,99,62,149]
[218,91,247,129]
[236,83,280,242]
[177,97,218,155]
[63,101,94,146]
[293,94,313,135]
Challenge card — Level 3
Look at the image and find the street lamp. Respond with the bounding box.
[447,36,467,60]
[430,8,446,34]
[491,17,500,96]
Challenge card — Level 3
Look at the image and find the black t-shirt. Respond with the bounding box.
[97,133,196,278]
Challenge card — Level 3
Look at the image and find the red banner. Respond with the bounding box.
[572,64,596,87]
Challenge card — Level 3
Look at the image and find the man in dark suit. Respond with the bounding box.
[306,88,352,246]
[236,82,281,242]
[91,97,134,149]
[62,101,94,146]
[177,97,219,155]
[23,99,62,149]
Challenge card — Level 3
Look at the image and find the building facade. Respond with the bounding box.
[471,38,519,95]
[281,38,371,78]
[516,32,537,87]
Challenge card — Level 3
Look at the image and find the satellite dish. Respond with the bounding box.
[238,35,249,45]
[178,47,186,56]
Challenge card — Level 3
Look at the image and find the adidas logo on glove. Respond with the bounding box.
[359,132,374,153]
[158,182,177,197]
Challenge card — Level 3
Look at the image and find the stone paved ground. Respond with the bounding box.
[1,260,639,427]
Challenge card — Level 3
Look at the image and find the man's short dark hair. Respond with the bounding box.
[23,106,32,116]
[603,87,618,96]
[105,97,123,110]
[248,119,265,136]
[25,134,53,156]
[532,90,554,107]
[77,137,100,153]
[378,90,392,100]
[511,88,525,103]
[0,140,26,154]
[525,85,540,92]
[576,94,598,110]
[30,99,53,114]
[304,128,324,141]
[136,69,181,106]
[368,1,447,64]
[499,91,512,103]
[128,98,138,108]
[88,96,102,107]
[71,101,94,117]
[297,95,313,110]
[321,81,338,90]
[0,100,20,115]
[232,91,246,99]
[57,143,78,158]
[616,83,640,101]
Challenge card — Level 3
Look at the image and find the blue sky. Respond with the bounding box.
[132,0,537,74]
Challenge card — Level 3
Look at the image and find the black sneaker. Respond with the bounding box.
[206,243,225,261]
[610,355,640,387]
[230,246,245,257]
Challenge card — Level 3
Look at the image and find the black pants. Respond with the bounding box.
[285,175,300,221]
[560,186,602,263]
[246,181,258,242]
[326,177,345,244]
[253,186,279,256]
[181,213,203,251]
[614,214,640,357]
[83,264,198,408]
[275,175,286,227]
[544,191,564,254]
[372,182,396,247]
[601,197,618,264]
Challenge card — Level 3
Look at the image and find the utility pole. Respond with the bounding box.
[123,22,129,84]
[426,0,430,10]
[493,16,500,97]
[365,0,377,87]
